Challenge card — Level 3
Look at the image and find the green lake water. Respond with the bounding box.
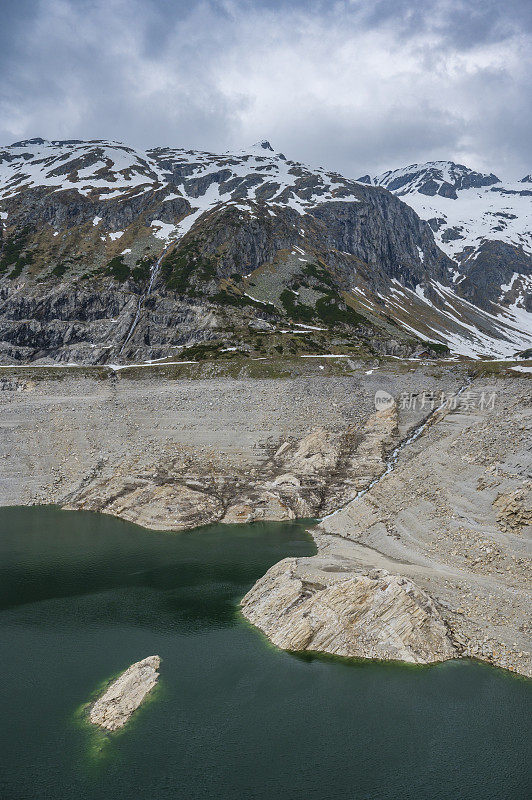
[0,506,530,800]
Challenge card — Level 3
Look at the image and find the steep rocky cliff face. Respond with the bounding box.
[0,140,530,363]
[457,241,532,311]
[368,161,532,317]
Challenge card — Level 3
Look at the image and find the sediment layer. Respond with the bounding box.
[1,364,530,675]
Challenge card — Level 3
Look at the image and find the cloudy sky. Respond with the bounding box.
[1,0,530,178]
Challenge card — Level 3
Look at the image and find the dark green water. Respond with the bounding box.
[0,507,530,800]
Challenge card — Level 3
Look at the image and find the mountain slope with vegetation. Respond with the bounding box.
[0,140,530,363]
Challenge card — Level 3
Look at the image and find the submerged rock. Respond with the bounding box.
[89,655,160,731]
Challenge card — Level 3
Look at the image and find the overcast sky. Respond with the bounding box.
[1,0,530,178]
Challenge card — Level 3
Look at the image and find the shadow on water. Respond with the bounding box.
[0,506,530,800]
[0,505,317,615]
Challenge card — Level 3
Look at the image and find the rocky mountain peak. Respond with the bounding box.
[371,159,532,321]
[9,137,49,147]
[374,161,500,199]
[252,140,275,152]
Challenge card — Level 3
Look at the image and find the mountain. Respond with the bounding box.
[0,141,530,364]
[365,161,532,310]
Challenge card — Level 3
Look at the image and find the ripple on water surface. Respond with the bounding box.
[0,506,530,800]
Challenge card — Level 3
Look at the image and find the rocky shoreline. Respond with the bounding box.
[1,364,530,676]
[1,363,456,525]
[241,380,531,676]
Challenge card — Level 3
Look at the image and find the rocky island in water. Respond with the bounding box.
[89,656,161,731]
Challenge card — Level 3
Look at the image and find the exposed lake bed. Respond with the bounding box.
[0,506,530,800]
[2,368,530,675]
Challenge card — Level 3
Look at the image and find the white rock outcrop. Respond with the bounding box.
[89,655,161,731]
[65,480,224,531]
[241,559,458,664]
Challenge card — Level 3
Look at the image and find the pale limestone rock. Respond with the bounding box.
[319,402,399,514]
[222,502,255,524]
[265,406,399,518]
[89,656,160,731]
[65,479,224,531]
[280,427,339,474]
[223,491,295,524]
[241,558,458,664]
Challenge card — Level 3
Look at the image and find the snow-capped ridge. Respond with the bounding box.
[372,160,532,266]
[374,161,500,198]
[252,140,274,152]
[10,137,49,147]
[0,137,361,213]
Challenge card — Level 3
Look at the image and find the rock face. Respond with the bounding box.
[493,483,532,532]
[89,656,160,731]
[1,139,529,363]
[456,240,532,311]
[371,160,532,311]
[64,478,225,531]
[237,374,532,676]
[241,559,458,664]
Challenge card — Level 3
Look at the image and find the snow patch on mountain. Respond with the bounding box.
[0,139,166,200]
[372,161,532,263]
[351,274,531,359]
[0,138,364,220]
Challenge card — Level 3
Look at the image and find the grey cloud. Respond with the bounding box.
[0,0,530,179]
[359,0,532,46]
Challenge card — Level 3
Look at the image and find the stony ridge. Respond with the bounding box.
[241,559,459,664]
[368,160,532,316]
[0,141,530,362]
